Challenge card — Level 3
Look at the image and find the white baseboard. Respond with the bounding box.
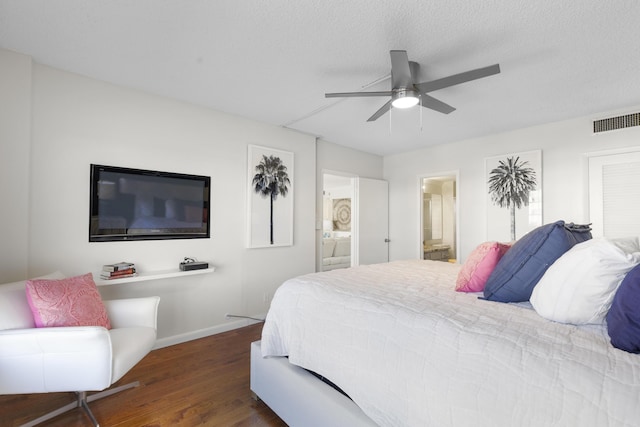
[153,314,265,349]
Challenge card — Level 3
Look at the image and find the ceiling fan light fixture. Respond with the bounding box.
[391,88,419,109]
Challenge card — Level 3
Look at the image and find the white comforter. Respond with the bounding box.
[261,259,640,427]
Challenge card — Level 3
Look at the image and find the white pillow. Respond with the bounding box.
[610,236,640,254]
[333,237,351,257]
[323,239,337,258]
[530,238,640,324]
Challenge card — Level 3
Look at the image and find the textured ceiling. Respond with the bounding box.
[1,0,639,156]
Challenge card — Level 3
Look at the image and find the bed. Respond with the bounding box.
[251,253,640,427]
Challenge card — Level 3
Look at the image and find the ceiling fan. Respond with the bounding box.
[325,50,500,122]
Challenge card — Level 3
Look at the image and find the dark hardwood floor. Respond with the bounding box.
[0,323,287,427]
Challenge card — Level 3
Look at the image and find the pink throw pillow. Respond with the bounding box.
[25,273,111,329]
[456,242,511,292]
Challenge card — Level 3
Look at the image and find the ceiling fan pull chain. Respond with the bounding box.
[420,96,423,132]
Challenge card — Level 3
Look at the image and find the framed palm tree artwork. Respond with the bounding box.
[247,145,294,248]
[485,150,542,242]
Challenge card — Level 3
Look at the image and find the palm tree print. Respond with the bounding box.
[488,156,537,241]
[252,155,291,245]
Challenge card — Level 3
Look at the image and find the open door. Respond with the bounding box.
[353,177,389,265]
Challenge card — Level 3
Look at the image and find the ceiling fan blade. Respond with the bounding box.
[390,50,413,88]
[415,64,501,93]
[367,100,393,122]
[420,94,456,114]
[409,61,420,82]
[325,91,393,98]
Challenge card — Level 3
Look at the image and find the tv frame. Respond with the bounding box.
[89,164,211,242]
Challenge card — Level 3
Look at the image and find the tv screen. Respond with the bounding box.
[89,164,211,242]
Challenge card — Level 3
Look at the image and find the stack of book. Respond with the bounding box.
[100,262,137,280]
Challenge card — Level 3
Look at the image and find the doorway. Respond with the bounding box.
[420,174,458,262]
[322,173,354,271]
[322,173,390,271]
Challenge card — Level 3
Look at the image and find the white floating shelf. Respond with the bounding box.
[95,267,216,286]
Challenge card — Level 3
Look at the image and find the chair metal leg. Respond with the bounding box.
[19,381,141,427]
[20,400,79,427]
[86,381,140,403]
[78,392,99,427]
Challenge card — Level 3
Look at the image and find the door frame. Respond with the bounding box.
[417,170,460,261]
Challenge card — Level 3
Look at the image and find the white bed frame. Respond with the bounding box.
[250,341,377,427]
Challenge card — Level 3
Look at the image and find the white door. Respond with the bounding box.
[588,149,640,238]
[353,177,389,265]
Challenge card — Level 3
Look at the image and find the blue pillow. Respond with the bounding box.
[607,264,640,353]
[483,221,592,302]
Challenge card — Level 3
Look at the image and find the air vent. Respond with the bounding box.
[593,112,640,133]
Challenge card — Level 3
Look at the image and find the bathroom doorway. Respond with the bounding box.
[420,174,458,262]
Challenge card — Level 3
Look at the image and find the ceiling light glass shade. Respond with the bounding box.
[391,89,419,109]
[392,96,419,109]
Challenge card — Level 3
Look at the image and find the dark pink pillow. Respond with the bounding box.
[456,242,511,292]
[25,273,111,329]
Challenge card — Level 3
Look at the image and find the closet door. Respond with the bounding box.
[589,150,640,238]
[353,178,389,265]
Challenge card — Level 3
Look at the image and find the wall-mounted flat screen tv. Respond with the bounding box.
[89,164,211,242]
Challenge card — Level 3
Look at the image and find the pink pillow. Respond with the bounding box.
[456,242,511,292]
[25,273,111,329]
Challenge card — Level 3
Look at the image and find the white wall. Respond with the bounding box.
[317,140,383,179]
[1,49,318,346]
[325,185,352,200]
[0,49,31,282]
[385,108,640,264]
